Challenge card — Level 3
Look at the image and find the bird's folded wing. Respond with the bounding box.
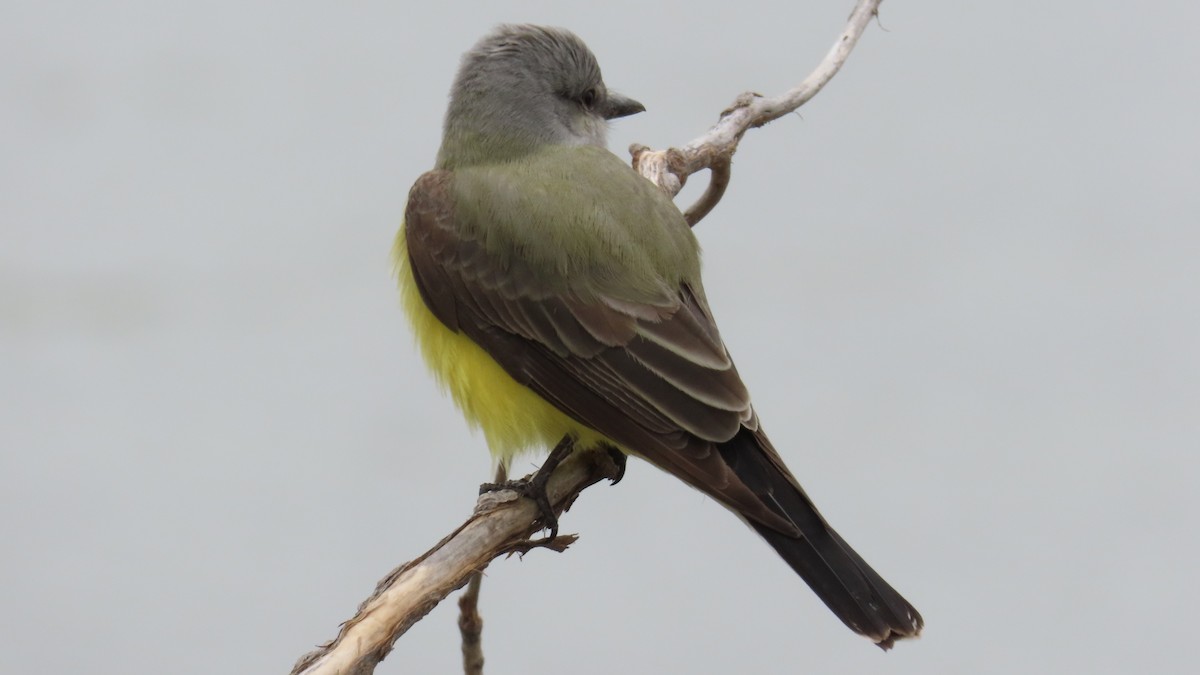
[405,169,801,534]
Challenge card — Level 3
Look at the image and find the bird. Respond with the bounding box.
[395,23,922,649]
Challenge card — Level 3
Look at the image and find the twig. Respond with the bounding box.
[290,447,621,675]
[457,574,484,675]
[455,464,506,675]
[631,0,885,225]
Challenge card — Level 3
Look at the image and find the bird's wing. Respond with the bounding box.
[405,159,925,647]
[404,162,800,535]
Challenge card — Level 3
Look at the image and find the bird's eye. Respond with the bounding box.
[580,88,598,109]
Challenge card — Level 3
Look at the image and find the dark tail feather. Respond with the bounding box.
[717,427,923,649]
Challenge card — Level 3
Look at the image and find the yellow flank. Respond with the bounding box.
[394,226,611,463]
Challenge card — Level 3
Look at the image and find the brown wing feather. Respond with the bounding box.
[405,170,796,534]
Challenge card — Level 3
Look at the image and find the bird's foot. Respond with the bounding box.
[602,444,627,485]
[479,435,574,538]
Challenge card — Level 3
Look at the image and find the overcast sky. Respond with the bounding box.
[4,1,1198,673]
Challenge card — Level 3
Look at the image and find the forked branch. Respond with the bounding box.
[632,0,884,225]
[289,448,621,675]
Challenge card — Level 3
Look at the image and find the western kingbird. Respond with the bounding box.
[396,24,922,649]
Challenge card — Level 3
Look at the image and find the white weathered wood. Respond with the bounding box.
[290,449,618,675]
[632,0,884,225]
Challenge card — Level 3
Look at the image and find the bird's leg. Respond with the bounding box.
[524,436,573,537]
[479,435,575,538]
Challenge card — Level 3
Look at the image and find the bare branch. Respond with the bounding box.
[457,574,484,675]
[631,0,884,224]
[455,463,505,675]
[290,448,622,675]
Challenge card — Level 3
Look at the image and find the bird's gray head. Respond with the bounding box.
[437,24,645,169]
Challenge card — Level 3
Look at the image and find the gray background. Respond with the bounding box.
[4,1,1198,673]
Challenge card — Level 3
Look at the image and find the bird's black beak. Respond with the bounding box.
[603,93,646,120]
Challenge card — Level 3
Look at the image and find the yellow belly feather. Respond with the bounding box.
[394,227,609,463]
